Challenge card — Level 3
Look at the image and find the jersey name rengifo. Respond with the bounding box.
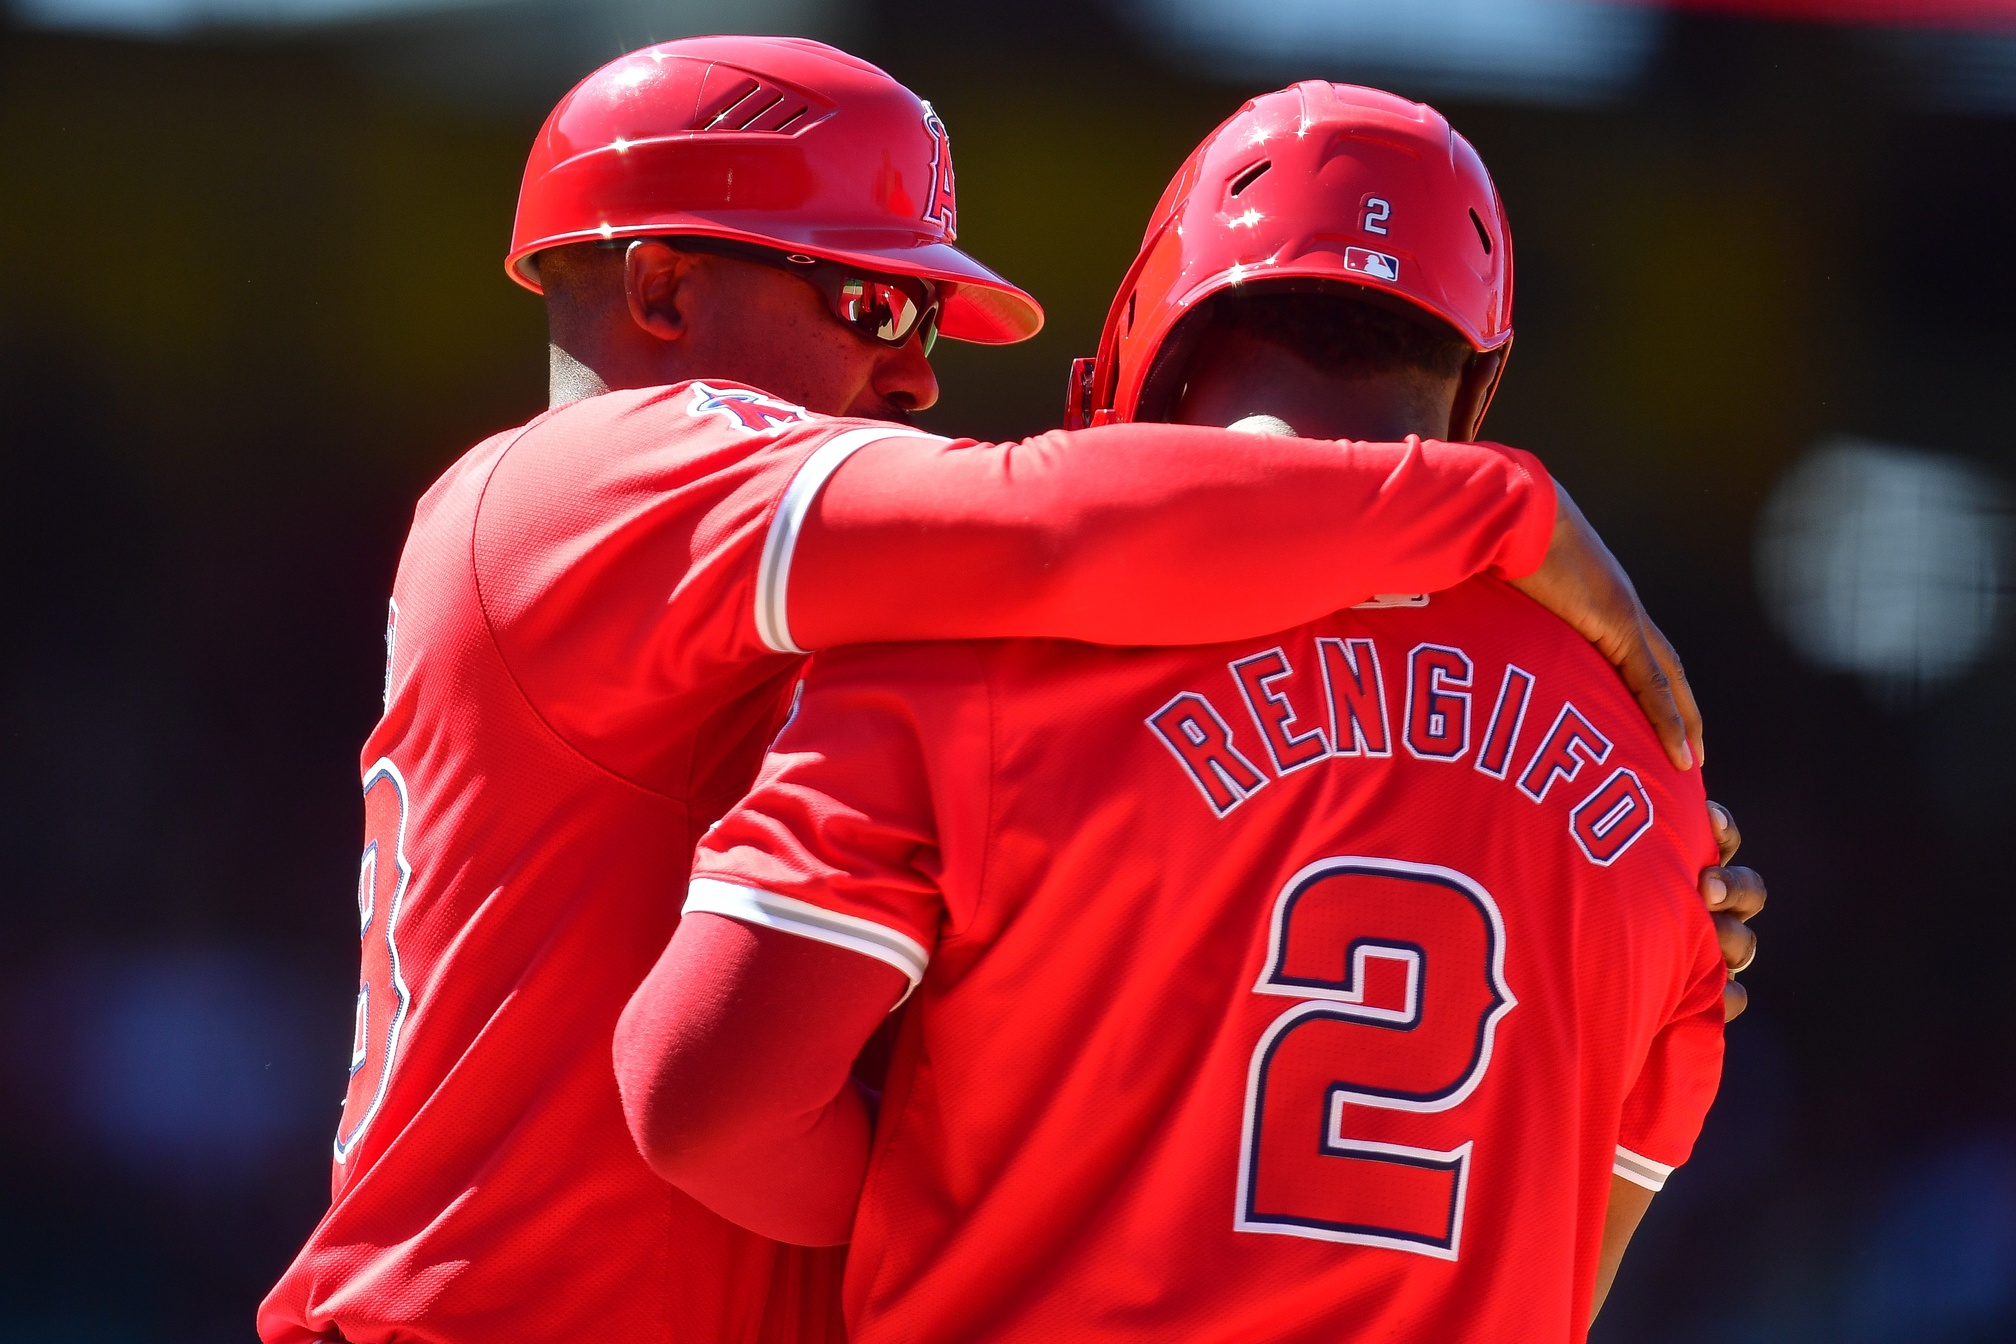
[691,578,1727,1344]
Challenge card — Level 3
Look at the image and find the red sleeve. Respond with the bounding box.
[683,641,993,983]
[785,425,1556,650]
[614,911,905,1246]
[1613,949,1726,1192]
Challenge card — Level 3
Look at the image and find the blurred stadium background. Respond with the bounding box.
[3,0,2015,1339]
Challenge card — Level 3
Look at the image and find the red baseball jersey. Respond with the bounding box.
[255,375,1560,1344]
[257,382,934,1344]
[690,579,1726,1344]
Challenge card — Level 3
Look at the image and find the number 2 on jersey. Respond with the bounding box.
[337,758,415,1163]
[1236,857,1515,1259]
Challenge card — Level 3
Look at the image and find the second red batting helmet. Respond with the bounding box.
[508,35,1042,345]
[1067,81,1512,427]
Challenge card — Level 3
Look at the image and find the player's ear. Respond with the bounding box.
[623,240,698,344]
[1450,348,1508,443]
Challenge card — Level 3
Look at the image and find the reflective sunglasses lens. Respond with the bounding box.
[839,278,909,341]
[836,274,935,348]
[838,278,871,328]
[884,289,920,342]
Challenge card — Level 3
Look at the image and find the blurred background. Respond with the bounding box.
[2,0,2014,1338]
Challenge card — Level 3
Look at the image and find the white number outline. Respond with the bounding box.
[1569,766,1656,867]
[336,757,416,1164]
[1363,196,1392,235]
[1235,856,1516,1260]
[1403,643,1475,763]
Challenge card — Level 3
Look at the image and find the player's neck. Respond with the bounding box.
[1171,342,1459,443]
[549,343,611,410]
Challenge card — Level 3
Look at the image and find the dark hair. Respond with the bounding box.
[1137,281,1474,421]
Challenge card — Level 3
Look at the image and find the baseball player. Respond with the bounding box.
[259,39,1742,1344]
[617,82,1758,1343]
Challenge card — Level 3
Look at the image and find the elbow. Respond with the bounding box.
[613,999,725,1182]
[616,1084,689,1185]
[611,1008,676,1173]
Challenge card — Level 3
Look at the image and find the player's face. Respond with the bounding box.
[1172,330,1460,444]
[669,249,940,422]
[600,240,939,421]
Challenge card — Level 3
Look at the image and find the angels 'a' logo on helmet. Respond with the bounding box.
[920,100,958,240]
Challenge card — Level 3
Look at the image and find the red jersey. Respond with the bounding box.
[690,579,1726,1344]
[258,383,901,1344]
[257,380,1560,1344]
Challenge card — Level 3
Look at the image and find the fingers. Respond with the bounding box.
[1618,628,1694,772]
[1704,847,1761,1022]
[1508,486,1700,771]
[1706,801,1741,865]
[1644,619,1704,769]
[1701,865,1765,922]
[1707,863,1761,1022]
[1713,911,1757,975]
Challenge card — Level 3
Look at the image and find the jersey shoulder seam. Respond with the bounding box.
[467,413,694,806]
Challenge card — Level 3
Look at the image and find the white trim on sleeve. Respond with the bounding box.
[1613,1145,1676,1192]
[685,877,931,1003]
[756,428,945,655]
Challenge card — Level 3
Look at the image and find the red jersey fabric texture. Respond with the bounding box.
[689,578,1726,1344]
[258,378,1560,1344]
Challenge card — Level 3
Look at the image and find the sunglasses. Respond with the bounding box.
[661,235,941,355]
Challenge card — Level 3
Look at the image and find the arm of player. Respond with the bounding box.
[613,910,905,1246]
[1594,1176,1657,1319]
[787,426,1553,649]
[1598,943,1728,1319]
[788,425,1699,770]
[614,643,982,1244]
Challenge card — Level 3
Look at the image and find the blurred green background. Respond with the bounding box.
[3,1,2015,1339]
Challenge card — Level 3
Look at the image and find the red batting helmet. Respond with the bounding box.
[1066,81,1512,427]
[508,36,1042,345]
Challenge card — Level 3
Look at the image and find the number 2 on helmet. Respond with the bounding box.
[1236,856,1515,1259]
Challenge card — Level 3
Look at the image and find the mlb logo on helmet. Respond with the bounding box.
[1344,247,1400,283]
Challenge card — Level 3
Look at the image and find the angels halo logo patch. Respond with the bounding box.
[688,382,811,434]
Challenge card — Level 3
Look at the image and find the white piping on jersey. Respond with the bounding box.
[756,427,946,655]
[685,878,930,1004]
[1612,1145,1675,1192]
